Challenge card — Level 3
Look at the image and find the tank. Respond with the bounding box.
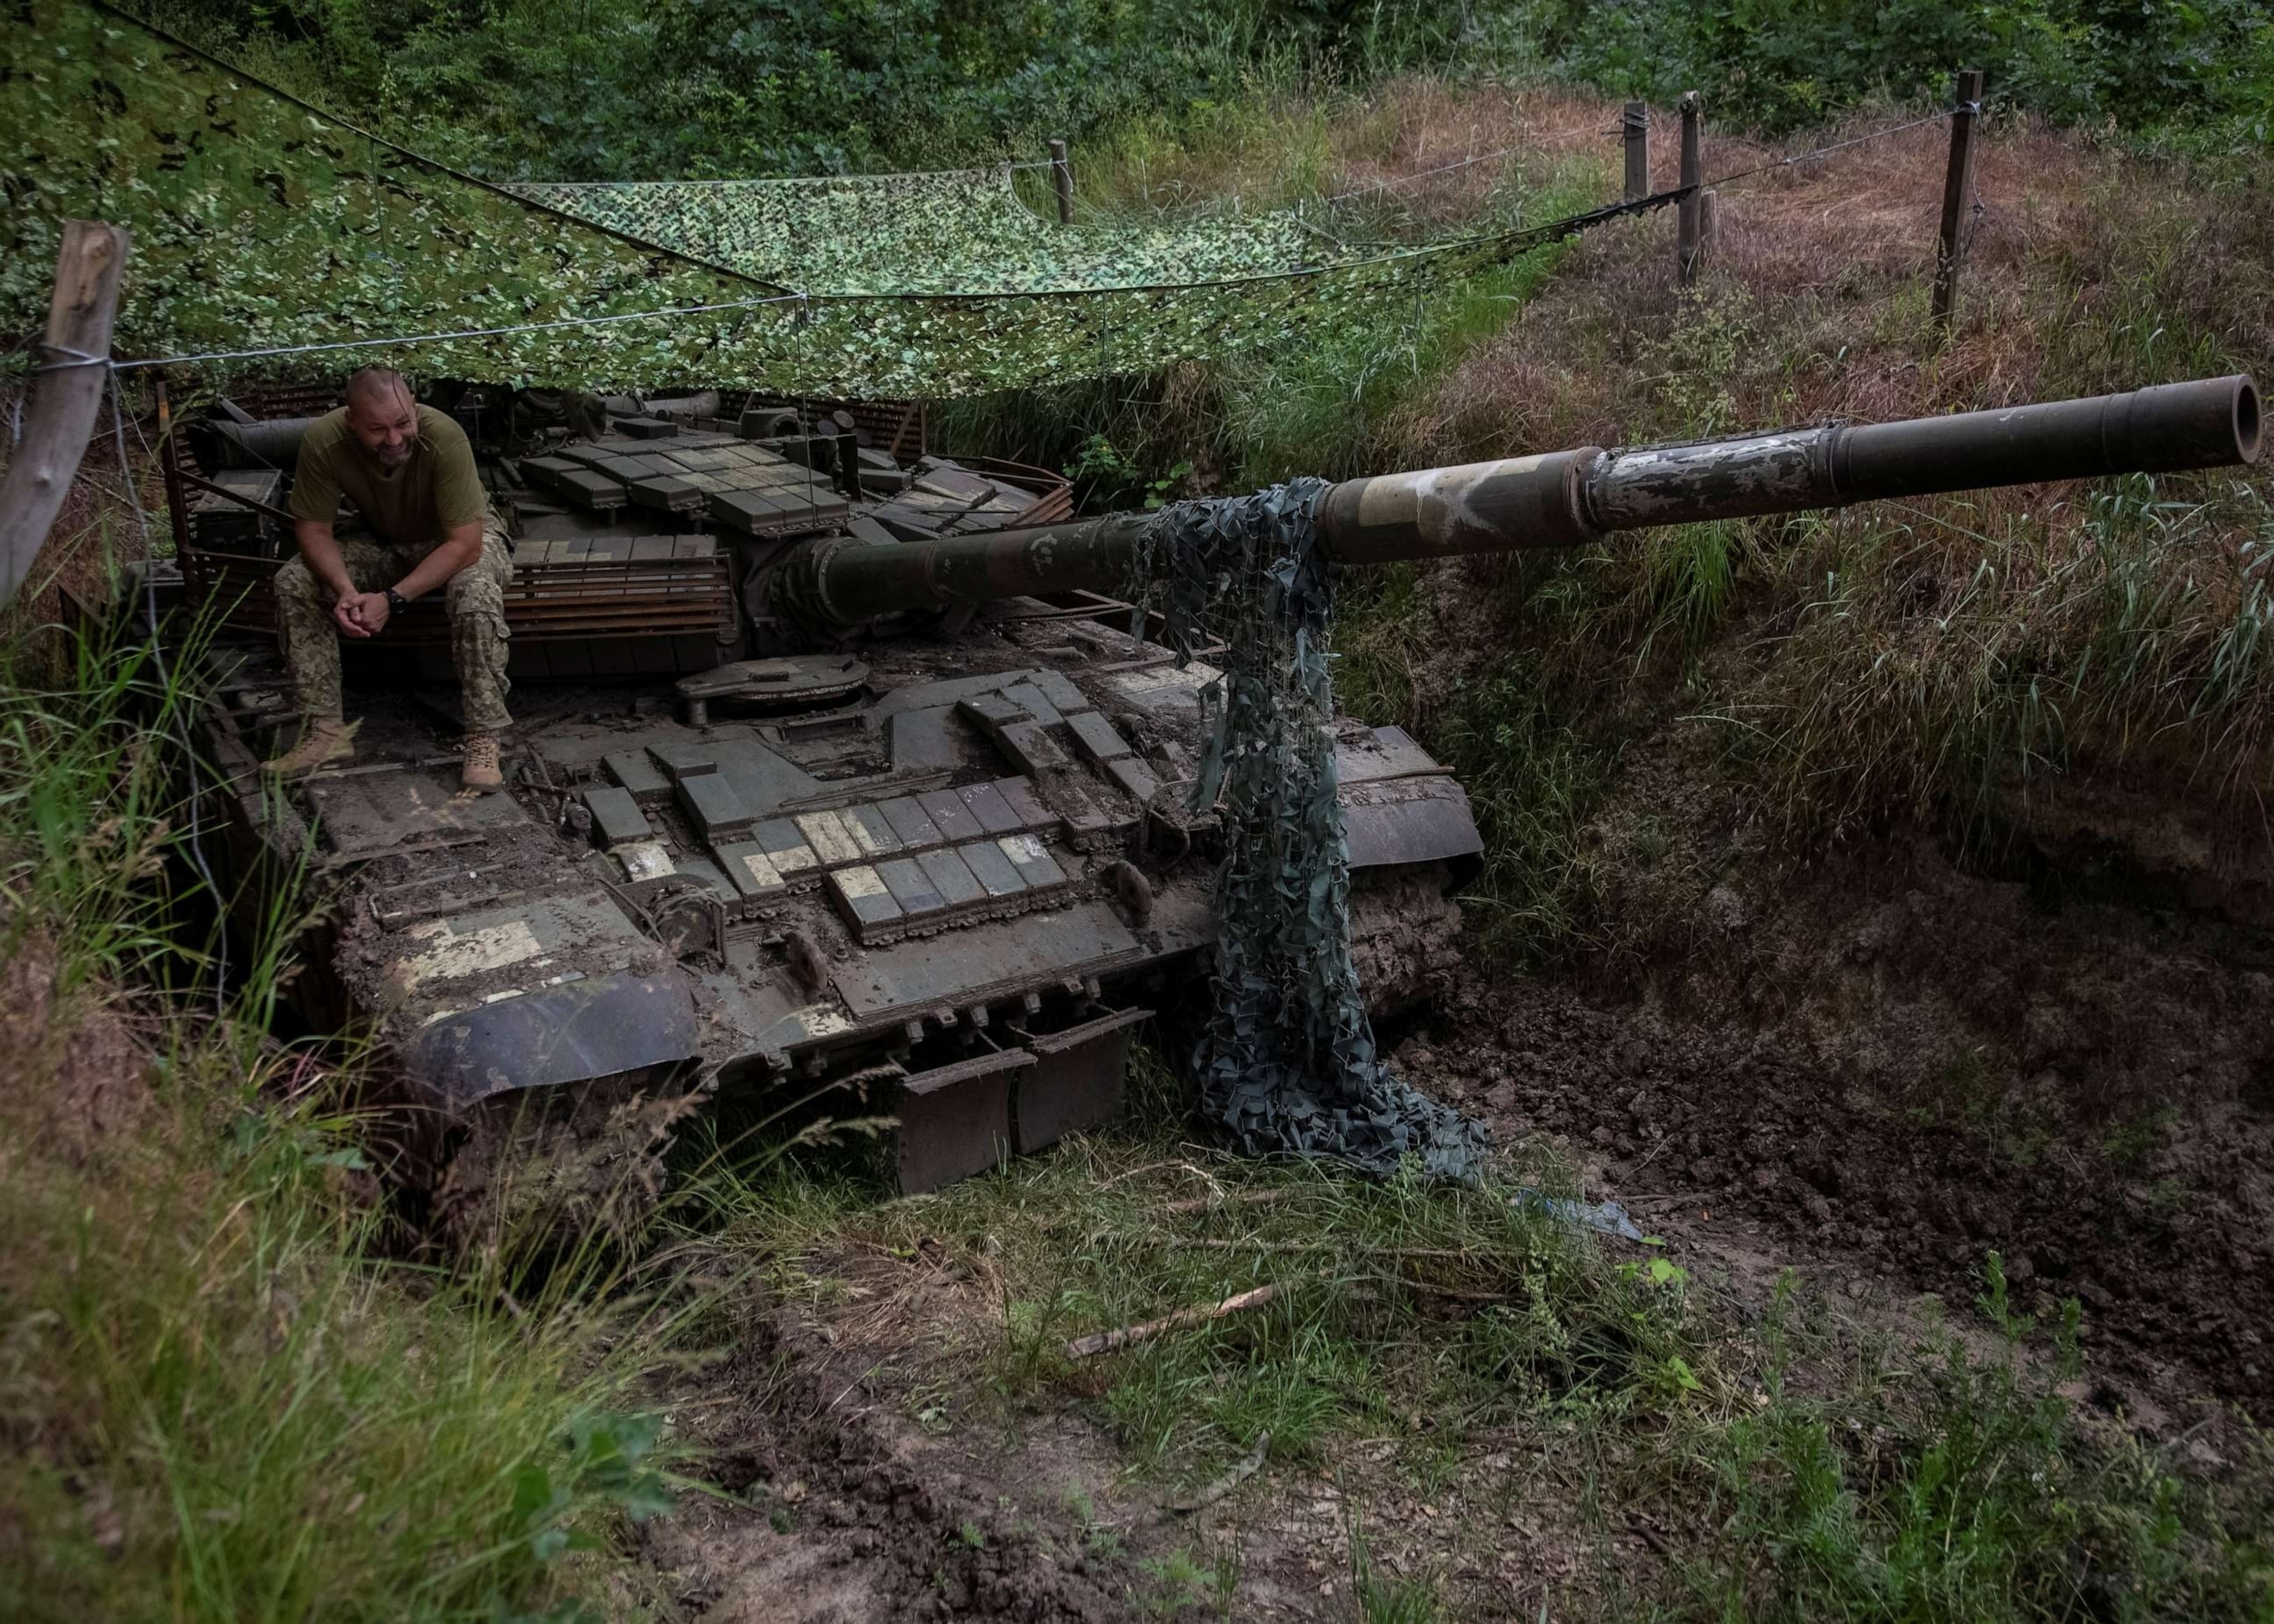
[167,375,2260,1238]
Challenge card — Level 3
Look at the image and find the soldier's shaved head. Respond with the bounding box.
[345,365,414,410]
[343,366,419,469]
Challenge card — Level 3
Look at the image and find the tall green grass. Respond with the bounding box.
[1712,473,2274,846]
[0,603,678,1622]
[1671,1265,2274,1620]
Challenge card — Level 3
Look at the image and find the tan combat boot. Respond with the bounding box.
[262,717,358,778]
[460,731,504,794]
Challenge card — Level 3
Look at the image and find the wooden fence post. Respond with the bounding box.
[1677,91,1703,283]
[1622,101,1650,203]
[0,220,131,612]
[1047,138,1074,225]
[1931,69,1984,331]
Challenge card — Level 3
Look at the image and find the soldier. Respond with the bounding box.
[263,366,514,792]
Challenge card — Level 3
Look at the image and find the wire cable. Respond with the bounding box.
[109,289,811,373]
[1703,108,1956,191]
[1325,143,1526,205]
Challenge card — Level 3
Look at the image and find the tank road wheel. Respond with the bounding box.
[432,1073,702,1267]
[1348,861,1463,1018]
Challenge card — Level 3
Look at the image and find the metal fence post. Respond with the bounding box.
[1623,101,1649,203]
[1047,138,1074,225]
[1931,69,1985,331]
[1677,91,1703,283]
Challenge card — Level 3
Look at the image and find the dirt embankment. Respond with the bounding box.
[1325,82,2274,1423]
[1402,719,2274,1420]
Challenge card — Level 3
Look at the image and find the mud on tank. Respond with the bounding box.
[161,383,1486,1238]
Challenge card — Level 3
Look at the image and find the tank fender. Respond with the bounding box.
[408,969,702,1113]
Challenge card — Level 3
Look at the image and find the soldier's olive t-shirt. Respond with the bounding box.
[289,405,487,549]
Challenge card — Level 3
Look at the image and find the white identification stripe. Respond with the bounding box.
[999,833,1047,865]
[766,838,819,873]
[740,850,785,889]
[392,918,551,999]
[845,811,893,854]
[796,811,865,866]
[794,1005,851,1039]
[835,865,888,899]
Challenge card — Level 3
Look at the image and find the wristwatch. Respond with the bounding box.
[383,586,409,617]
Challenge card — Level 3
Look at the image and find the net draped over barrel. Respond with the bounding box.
[1136,482,1487,1178]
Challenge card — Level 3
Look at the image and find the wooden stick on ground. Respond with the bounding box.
[1064,1282,1285,1358]
[1178,1238,1475,1261]
[1162,1187,1297,1217]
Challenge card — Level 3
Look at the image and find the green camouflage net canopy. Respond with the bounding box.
[2,1,1532,397]
[1136,483,1487,1179]
[507,172,1318,296]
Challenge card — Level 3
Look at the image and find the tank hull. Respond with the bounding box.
[178,388,1481,1206]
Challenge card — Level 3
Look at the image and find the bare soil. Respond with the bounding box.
[644,1251,1161,1623]
[1399,785,2274,1431]
[643,1242,1638,1623]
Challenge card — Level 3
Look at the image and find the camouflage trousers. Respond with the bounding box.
[274,516,515,733]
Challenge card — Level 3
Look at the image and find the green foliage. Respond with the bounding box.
[154,0,2272,201]
[1349,1518,1443,1623]
[1723,474,2274,846]
[1507,0,2274,151]
[1215,206,1588,486]
[1133,1546,1220,1617]
[707,1074,2274,1617]
[1070,434,1193,510]
[150,0,1489,182]
[1677,1261,2274,1620]
[0,600,209,996]
[0,603,678,1621]
[4,1100,673,1621]
[711,1086,1708,1488]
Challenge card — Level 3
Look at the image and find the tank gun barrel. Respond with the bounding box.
[780,375,2259,628]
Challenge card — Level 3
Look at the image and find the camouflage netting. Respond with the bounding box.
[508,172,1316,296]
[2,1,1533,397]
[1137,483,1487,1179]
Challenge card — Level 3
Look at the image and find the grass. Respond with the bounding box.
[1671,1266,2274,1621]
[1719,474,2274,848]
[1334,566,1623,967]
[1301,98,2274,973]
[699,1057,2274,1620]
[3,1091,678,1623]
[939,78,1614,502]
[0,603,682,1622]
[700,1047,1706,1488]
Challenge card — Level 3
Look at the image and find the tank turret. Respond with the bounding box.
[777,376,2260,627]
